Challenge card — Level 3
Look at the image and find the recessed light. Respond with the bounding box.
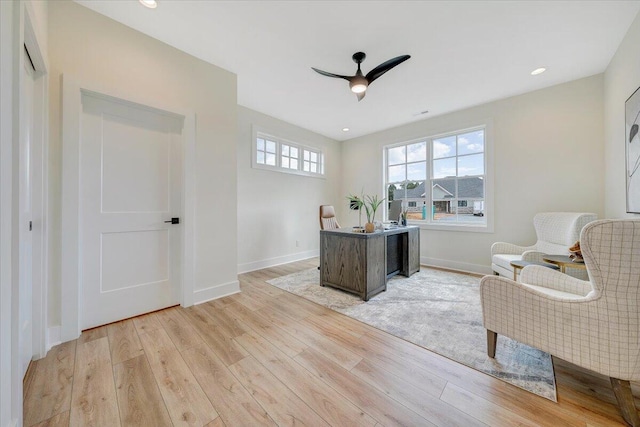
[531,67,546,75]
[139,0,158,9]
[342,127,350,132]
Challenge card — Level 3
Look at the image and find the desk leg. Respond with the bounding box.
[513,269,517,281]
[560,265,565,274]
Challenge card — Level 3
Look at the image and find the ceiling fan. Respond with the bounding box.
[312,52,411,101]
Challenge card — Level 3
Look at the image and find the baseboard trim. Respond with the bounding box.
[46,326,61,352]
[421,256,493,276]
[193,280,240,305]
[44,282,242,349]
[237,250,319,274]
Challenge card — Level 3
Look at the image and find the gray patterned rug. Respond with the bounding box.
[267,267,557,401]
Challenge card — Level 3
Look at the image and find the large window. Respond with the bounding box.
[254,131,324,177]
[385,127,487,228]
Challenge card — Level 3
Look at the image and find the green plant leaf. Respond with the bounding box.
[364,194,385,222]
[347,194,363,210]
[630,124,639,143]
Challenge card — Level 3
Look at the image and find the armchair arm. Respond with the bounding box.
[520,265,593,296]
[479,274,597,363]
[521,250,547,263]
[490,242,536,257]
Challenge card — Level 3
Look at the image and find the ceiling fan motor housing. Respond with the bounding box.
[352,52,366,64]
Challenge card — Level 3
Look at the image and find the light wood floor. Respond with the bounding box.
[23,259,639,426]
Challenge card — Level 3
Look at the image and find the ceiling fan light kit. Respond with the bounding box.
[139,0,158,9]
[312,51,410,101]
[350,76,368,94]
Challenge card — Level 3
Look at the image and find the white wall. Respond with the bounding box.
[0,2,16,424]
[604,11,640,219]
[48,1,238,326]
[237,106,341,272]
[342,75,605,274]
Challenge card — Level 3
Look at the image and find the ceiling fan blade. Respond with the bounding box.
[356,91,366,102]
[365,55,411,84]
[311,67,351,81]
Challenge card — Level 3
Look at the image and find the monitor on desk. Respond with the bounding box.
[388,199,402,222]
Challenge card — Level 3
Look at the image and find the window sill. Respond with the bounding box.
[409,220,493,233]
[252,162,325,179]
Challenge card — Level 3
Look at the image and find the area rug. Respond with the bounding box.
[266,267,557,401]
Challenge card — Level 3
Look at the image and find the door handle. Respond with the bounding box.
[164,217,180,224]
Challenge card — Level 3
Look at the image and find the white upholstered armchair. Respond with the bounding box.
[481,219,640,426]
[491,212,596,279]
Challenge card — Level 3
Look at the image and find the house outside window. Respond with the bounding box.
[385,127,489,230]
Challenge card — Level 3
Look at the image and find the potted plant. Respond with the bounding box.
[364,194,385,233]
[347,194,364,230]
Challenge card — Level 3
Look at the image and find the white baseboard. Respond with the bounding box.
[193,280,240,305]
[421,256,493,276]
[45,282,241,349]
[46,326,61,351]
[237,250,319,274]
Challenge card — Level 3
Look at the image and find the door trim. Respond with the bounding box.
[61,75,196,342]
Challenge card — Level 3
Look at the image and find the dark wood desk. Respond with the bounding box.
[319,226,420,301]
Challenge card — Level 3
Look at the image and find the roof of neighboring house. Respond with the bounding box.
[394,182,426,199]
[392,177,484,200]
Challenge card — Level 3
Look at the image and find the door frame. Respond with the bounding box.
[61,75,196,342]
[23,3,49,360]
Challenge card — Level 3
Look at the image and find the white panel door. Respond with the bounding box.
[19,48,34,377]
[80,93,183,330]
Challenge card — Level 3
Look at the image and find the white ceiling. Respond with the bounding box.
[76,1,640,141]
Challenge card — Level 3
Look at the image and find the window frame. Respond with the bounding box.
[383,123,493,233]
[280,143,299,170]
[252,127,325,178]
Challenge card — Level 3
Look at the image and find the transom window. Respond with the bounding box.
[303,150,320,173]
[256,138,276,166]
[281,144,299,170]
[253,131,324,177]
[385,127,487,228]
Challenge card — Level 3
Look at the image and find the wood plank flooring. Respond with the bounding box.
[24,258,638,426]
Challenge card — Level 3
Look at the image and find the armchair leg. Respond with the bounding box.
[610,377,640,426]
[487,330,497,358]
